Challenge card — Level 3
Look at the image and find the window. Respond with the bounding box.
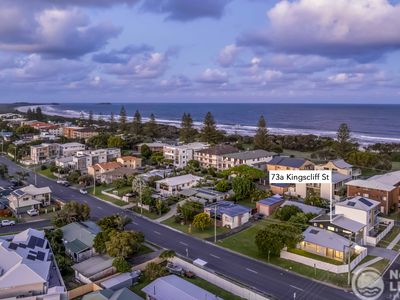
[327,226,335,232]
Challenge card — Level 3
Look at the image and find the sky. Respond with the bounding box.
[1,0,400,104]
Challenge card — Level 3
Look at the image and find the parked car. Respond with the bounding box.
[27,208,39,216]
[63,182,70,187]
[1,220,16,227]
[79,189,88,194]
[56,179,64,184]
[166,262,185,276]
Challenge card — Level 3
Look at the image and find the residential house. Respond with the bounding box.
[60,221,101,262]
[8,185,52,214]
[83,288,142,300]
[100,167,138,184]
[138,169,173,182]
[59,142,86,157]
[257,195,285,216]
[155,174,202,196]
[266,156,315,171]
[72,255,114,284]
[298,226,355,262]
[318,159,361,179]
[138,142,169,153]
[163,142,209,168]
[194,144,239,170]
[88,162,123,180]
[346,170,400,214]
[117,156,142,169]
[280,200,325,215]
[0,228,66,299]
[100,271,141,291]
[142,275,223,300]
[221,149,276,170]
[180,187,231,205]
[204,201,251,229]
[295,172,352,202]
[270,183,291,195]
[30,143,60,164]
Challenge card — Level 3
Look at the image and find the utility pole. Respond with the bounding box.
[34,165,37,186]
[348,234,352,286]
[214,204,217,243]
[93,169,96,195]
[329,179,333,223]
[139,179,143,215]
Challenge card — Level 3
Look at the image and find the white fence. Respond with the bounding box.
[365,218,394,246]
[280,246,367,274]
[101,189,124,201]
[172,257,272,300]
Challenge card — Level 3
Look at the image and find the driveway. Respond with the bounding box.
[366,246,398,260]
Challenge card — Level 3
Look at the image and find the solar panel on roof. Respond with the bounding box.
[309,229,319,235]
[347,201,356,207]
[27,254,36,261]
[36,251,45,261]
[8,243,18,250]
[18,243,26,248]
[359,198,373,207]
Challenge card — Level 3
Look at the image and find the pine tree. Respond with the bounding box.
[145,113,157,138]
[98,113,104,126]
[109,112,116,132]
[180,113,195,143]
[334,123,356,158]
[88,110,94,125]
[254,115,269,150]
[119,106,127,131]
[132,110,142,135]
[26,108,34,120]
[35,107,44,121]
[201,112,219,144]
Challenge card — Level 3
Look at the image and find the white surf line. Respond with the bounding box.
[290,285,304,292]
[245,268,258,274]
[209,253,220,259]
[153,231,161,235]
[179,241,188,246]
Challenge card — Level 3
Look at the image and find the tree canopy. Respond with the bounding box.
[254,115,270,150]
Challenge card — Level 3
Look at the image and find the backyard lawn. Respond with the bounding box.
[368,259,390,274]
[132,207,160,220]
[217,220,351,287]
[162,216,229,240]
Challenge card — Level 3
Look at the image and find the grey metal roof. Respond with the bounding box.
[267,156,310,168]
[195,144,238,156]
[258,195,284,206]
[331,172,352,184]
[331,159,353,169]
[72,255,113,277]
[336,196,380,211]
[303,226,351,252]
[311,214,365,232]
[206,201,250,217]
[61,221,100,248]
[142,275,223,300]
[223,149,276,160]
[281,200,325,215]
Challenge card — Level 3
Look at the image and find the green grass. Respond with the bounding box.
[87,186,127,206]
[282,150,313,160]
[37,168,57,179]
[369,259,390,274]
[217,220,351,287]
[137,244,154,256]
[392,161,400,171]
[377,226,400,248]
[162,216,229,239]
[287,248,344,265]
[132,207,161,220]
[113,185,133,196]
[236,199,257,208]
[358,255,377,266]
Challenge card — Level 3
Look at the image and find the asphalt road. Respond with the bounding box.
[0,156,358,300]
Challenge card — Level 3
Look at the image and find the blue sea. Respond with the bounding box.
[18,103,400,145]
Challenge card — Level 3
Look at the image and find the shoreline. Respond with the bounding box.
[16,104,400,145]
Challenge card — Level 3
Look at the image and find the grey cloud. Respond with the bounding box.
[92,44,154,64]
[140,0,232,21]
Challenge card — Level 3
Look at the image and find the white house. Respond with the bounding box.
[0,229,66,299]
[318,159,361,179]
[163,142,209,168]
[8,185,52,214]
[155,174,203,196]
[204,201,251,229]
[221,149,276,170]
[59,142,86,157]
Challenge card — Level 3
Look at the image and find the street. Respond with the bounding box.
[0,156,358,300]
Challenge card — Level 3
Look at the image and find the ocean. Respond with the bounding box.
[18,103,400,145]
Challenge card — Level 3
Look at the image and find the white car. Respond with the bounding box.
[1,220,16,227]
[79,189,88,194]
[27,208,39,216]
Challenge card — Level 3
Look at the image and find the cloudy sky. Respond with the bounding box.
[1,0,400,103]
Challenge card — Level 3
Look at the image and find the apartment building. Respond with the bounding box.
[59,142,86,157]
[221,149,276,170]
[194,144,239,170]
[30,143,60,164]
[346,170,400,214]
[63,126,98,139]
[0,229,66,299]
[138,142,169,153]
[163,142,209,168]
